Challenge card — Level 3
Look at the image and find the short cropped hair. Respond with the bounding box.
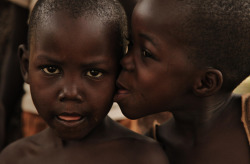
[172,0,250,91]
[28,0,128,55]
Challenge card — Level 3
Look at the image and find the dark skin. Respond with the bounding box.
[0,0,136,150]
[114,0,250,163]
[0,11,169,164]
[1,118,168,164]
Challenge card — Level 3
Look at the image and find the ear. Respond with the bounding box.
[18,44,30,84]
[193,68,223,97]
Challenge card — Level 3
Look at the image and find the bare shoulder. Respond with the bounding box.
[0,136,38,163]
[102,118,170,164]
[0,128,59,164]
[109,137,169,164]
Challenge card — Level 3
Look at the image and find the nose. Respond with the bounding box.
[58,79,83,103]
[120,51,135,72]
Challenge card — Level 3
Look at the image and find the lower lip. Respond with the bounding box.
[58,115,82,121]
[56,116,85,127]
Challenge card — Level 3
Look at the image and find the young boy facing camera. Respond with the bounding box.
[115,0,250,163]
[0,0,169,163]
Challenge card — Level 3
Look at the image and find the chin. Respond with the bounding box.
[119,104,144,119]
[56,129,89,141]
[120,102,160,120]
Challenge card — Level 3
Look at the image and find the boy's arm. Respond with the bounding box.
[0,139,27,163]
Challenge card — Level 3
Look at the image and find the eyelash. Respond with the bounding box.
[41,65,61,75]
[85,69,103,79]
[141,49,154,59]
[125,38,154,60]
[40,65,104,80]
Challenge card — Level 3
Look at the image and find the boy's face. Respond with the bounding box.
[114,0,198,119]
[26,12,120,140]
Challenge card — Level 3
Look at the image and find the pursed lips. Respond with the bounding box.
[116,81,130,94]
[113,80,131,102]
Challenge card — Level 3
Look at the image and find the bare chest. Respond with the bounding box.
[166,132,250,164]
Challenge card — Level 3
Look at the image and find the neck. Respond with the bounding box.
[172,92,234,139]
[61,117,110,147]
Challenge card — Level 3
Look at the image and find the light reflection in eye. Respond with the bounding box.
[42,66,60,74]
[86,70,103,78]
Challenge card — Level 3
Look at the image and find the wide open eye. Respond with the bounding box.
[42,66,60,75]
[86,69,103,78]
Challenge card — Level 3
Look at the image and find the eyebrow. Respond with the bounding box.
[35,55,110,67]
[36,55,62,64]
[139,33,157,46]
[80,61,109,68]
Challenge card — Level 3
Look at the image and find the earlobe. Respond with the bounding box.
[18,44,30,84]
[193,68,223,97]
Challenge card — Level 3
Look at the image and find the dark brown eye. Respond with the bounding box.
[42,66,60,74]
[86,70,103,78]
[142,49,153,58]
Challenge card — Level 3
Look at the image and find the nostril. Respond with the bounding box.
[59,94,83,103]
[58,88,83,103]
[59,96,65,102]
[59,92,66,102]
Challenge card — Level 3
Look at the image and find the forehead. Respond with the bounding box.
[30,11,119,59]
[35,11,114,40]
[133,0,191,40]
[135,0,186,21]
